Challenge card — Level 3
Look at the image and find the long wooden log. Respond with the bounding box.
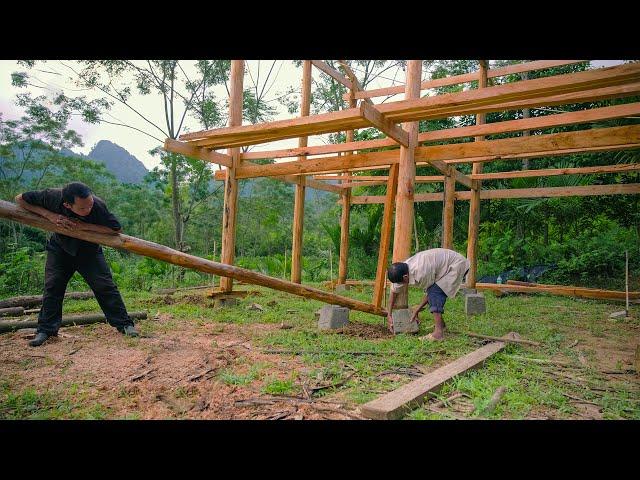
[360,333,517,420]
[0,311,148,334]
[0,307,25,317]
[0,201,385,316]
[477,282,640,301]
[0,291,96,309]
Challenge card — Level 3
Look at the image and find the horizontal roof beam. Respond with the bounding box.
[349,60,586,100]
[351,183,640,203]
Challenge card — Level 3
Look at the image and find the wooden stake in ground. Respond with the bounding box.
[479,386,507,416]
[360,332,517,420]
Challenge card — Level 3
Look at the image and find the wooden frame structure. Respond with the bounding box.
[164,60,640,313]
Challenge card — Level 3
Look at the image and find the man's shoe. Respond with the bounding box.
[29,332,50,347]
[122,325,139,337]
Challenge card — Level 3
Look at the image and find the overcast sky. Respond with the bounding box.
[0,60,625,170]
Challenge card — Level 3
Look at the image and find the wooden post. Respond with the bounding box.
[220,59,244,292]
[338,186,351,284]
[466,60,489,288]
[373,164,400,308]
[291,60,312,283]
[391,60,422,308]
[338,83,358,286]
[442,165,456,249]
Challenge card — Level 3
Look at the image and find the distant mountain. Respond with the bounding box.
[86,140,148,184]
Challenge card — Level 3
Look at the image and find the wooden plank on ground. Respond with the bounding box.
[359,333,516,420]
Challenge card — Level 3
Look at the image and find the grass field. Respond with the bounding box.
[1,284,638,420]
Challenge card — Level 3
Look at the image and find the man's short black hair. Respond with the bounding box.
[387,262,409,283]
[62,182,92,204]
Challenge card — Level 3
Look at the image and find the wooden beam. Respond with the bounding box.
[337,81,360,287]
[310,60,353,90]
[463,183,640,200]
[291,60,312,284]
[179,64,640,150]
[316,175,444,182]
[338,186,351,284]
[220,59,244,292]
[234,124,640,179]
[472,163,640,180]
[442,165,456,249]
[431,125,640,164]
[0,200,386,317]
[352,184,640,204]
[351,60,586,100]
[336,60,374,105]
[477,282,640,301]
[360,102,409,147]
[373,164,399,309]
[446,144,640,165]
[377,63,640,123]
[163,139,233,168]
[391,60,422,310]
[291,177,305,284]
[360,333,516,419]
[240,99,640,162]
[467,60,489,288]
[213,169,342,194]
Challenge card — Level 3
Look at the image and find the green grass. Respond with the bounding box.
[3,283,638,420]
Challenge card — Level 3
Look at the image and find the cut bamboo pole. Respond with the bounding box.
[0,200,386,316]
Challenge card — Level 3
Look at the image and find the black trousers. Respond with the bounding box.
[37,244,133,335]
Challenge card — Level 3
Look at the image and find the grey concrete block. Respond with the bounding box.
[460,287,477,296]
[392,308,419,334]
[318,305,350,330]
[335,284,351,293]
[465,293,486,315]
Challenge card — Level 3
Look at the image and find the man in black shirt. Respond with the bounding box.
[15,182,139,346]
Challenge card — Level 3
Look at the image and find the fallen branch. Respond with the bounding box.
[0,307,25,317]
[479,386,507,415]
[0,311,148,333]
[430,391,465,409]
[188,368,215,382]
[0,291,95,309]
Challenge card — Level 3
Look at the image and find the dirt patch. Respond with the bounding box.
[0,313,361,420]
[332,321,394,339]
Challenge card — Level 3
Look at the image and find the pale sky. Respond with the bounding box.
[0,60,624,170]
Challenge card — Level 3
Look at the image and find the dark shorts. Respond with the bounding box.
[427,283,448,314]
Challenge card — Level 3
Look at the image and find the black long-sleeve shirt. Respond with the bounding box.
[22,188,121,256]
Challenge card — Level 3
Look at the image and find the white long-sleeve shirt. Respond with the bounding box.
[390,248,471,298]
